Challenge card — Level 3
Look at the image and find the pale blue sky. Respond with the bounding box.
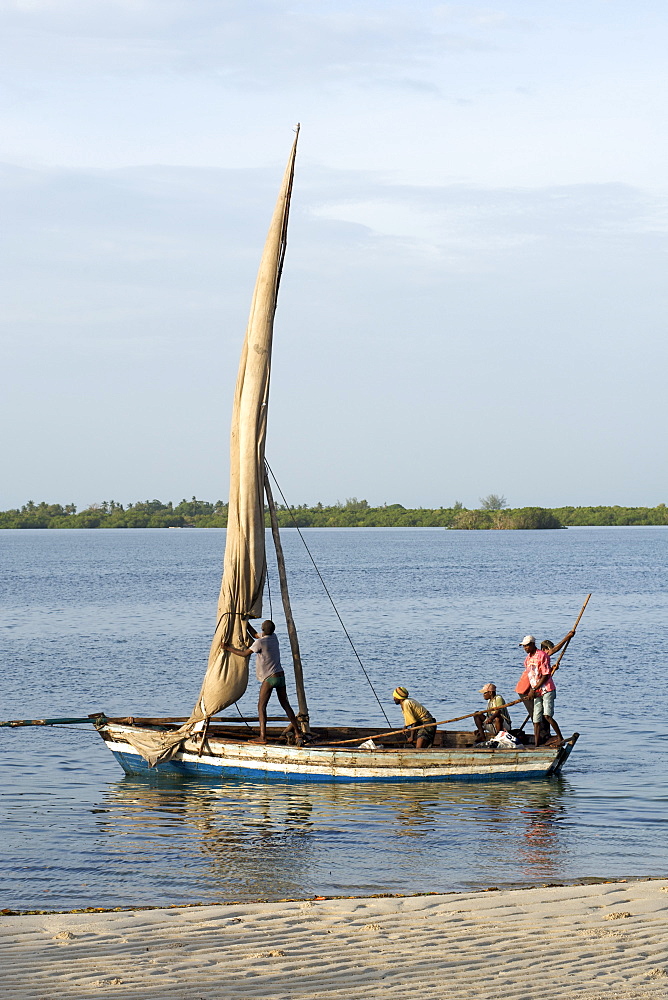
[1,1,666,509]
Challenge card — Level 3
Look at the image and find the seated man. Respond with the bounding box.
[474,683,512,743]
[392,687,437,748]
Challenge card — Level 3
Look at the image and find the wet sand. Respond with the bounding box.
[3,878,668,999]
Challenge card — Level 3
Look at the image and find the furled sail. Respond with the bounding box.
[124,129,299,766]
[194,129,299,720]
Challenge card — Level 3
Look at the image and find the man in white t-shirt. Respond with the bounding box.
[224,620,300,744]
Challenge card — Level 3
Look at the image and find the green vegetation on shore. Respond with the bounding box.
[1,498,667,529]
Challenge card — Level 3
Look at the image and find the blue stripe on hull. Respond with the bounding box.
[110,749,562,784]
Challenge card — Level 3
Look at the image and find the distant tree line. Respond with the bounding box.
[0,498,228,529]
[1,497,667,529]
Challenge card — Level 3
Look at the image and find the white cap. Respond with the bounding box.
[479,683,496,694]
[519,635,536,646]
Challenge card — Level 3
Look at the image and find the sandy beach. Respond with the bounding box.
[2,878,668,999]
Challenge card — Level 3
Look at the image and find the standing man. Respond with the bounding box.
[392,687,437,748]
[518,631,573,747]
[224,620,300,744]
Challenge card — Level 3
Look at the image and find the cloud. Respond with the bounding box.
[0,0,665,200]
[3,162,662,340]
[308,176,667,270]
[0,0,512,86]
[1,159,667,508]
[1,161,665,348]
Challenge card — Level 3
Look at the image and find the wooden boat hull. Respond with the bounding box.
[97,722,579,783]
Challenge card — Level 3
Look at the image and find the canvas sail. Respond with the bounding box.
[124,129,299,766]
[194,130,299,719]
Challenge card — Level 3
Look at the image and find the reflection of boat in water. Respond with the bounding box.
[93,775,572,901]
[93,129,580,783]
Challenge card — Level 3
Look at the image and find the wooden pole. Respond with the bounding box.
[197,715,211,757]
[264,471,310,730]
[318,698,527,747]
[551,592,591,674]
[0,715,106,728]
[102,715,291,725]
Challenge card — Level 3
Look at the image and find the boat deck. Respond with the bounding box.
[99,716,567,752]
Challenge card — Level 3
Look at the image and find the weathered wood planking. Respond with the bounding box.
[97,720,579,783]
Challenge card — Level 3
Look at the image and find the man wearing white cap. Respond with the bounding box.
[518,630,574,747]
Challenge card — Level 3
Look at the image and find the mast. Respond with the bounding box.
[264,471,310,731]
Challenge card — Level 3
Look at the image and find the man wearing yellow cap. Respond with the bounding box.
[392,687,437,748]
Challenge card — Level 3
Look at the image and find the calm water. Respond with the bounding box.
[1,526,667,910]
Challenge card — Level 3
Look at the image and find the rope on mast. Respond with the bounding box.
[265,563,274,620]
[264,460,391,727]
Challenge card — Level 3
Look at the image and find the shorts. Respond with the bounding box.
[265,673,286,689]
[483,709,511,734]
[532,691,555,723]
[414,724,436,747]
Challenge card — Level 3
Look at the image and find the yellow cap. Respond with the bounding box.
[392,686,409,700]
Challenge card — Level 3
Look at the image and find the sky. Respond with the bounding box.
[1,0,666,511]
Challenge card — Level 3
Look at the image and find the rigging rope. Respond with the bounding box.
[265,560,273,620]
[264,460,391,727]
[234,701,253,729]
